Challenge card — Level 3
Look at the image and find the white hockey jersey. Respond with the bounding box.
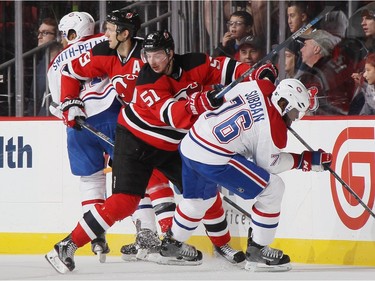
[47,34,117,118]
[179,80,295,174]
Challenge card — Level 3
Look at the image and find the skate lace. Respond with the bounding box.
[179,243,197,258]
[219,244,236,257]
[60,240,77,260]
[261,246,282,259]
[136,228,161,249]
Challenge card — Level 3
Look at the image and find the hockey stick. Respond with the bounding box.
[215,5,335,99]
[50,102,115,147]
[75,118,115,147]
[288,126,375,219]
[223,196,252,219]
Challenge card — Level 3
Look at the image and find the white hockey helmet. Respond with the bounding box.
[271,78,310,120]
[58,11,95,44]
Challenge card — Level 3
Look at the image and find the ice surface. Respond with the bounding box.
[1,254,374,280]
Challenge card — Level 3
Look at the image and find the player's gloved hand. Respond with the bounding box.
[207,84,225,107]
[296,149,332,172]
[249,63,278,84]
[187,88,224,115]
[61,97,87,130]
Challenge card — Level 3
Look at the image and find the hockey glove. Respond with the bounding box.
[61,97,87,130]
[249,63,278,84]
[295,149,332,172]
[187,89,224,115]
[208,85,225,107]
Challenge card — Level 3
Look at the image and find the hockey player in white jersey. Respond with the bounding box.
[170,78,332,272]
[47,11,118,263]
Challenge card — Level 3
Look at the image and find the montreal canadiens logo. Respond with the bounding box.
[331,127,375,229]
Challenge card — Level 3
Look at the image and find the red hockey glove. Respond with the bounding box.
[295,149,332,172]
[187,89,224,115]
[61,97,87,130]
[249,63,278,84]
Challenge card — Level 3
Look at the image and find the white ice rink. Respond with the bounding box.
[1,254,375,281]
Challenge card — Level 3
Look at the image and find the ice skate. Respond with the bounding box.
[214,244,246,264]
[45,234,78,274]
[244,228,291,272]
[120,242,139,261]
[121,220,161,262]
[159,229,203,266]
[91,233,110,263]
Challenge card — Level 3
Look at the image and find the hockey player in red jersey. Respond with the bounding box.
[177,78,332,272]
[116,30,277,263]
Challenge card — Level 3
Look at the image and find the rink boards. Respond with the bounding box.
[0,116,375,266]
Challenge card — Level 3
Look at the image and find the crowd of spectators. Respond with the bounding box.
[210,1,375,116]
[1,1,375,117]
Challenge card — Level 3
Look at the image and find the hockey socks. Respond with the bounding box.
[72,193,141,247]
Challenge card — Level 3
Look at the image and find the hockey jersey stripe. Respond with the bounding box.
[173,217,198,231]
[252,205,280,218]
[228,158,268,189]
[160,98,175,127]
[137,204,153,210]
[251,219,279,229]
[203,219,228,233]
[123,104,187,144]
[223,59,238,85]
[81,199,105,207]
[82,85,116,101]
[190,127,235,156]
[176,205,202,223]
[79,219,97,240]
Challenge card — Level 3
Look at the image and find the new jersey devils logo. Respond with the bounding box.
[307,86,319,112]
[112,74,138,103]
[175,82,200,100]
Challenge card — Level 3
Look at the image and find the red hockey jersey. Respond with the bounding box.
[120,53,250,151]
[61,38,144,104]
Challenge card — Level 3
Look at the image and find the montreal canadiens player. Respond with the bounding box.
[47,11,117,263]
[174,78,332,272]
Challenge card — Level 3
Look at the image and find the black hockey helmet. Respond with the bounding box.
[106,9,141,37]
[142,30,174,53]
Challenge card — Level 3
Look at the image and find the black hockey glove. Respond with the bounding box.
[207,84,224,108]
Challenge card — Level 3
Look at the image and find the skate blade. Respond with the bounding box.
[45,249,70,274]
[214,250,246,266]
[121,254,138,262]
[97,251,106,263]
[244,261,292,272]
[156,255,203,266]
[92,245,108,263]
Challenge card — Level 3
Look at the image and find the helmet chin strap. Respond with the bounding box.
[115,33,129,50]
[164,55,174,75]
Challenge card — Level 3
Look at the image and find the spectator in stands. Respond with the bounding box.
[284,40,300,78]
[27,17,61,116]
[295,29,345,115]
[286,1,314,72]
[320,10,348,40]
[237,35,265,65]
[353,53,375,115]
[346,2,375,114]
[287,1,312,35]
[360,2,375,53]
[213,10,253,58]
